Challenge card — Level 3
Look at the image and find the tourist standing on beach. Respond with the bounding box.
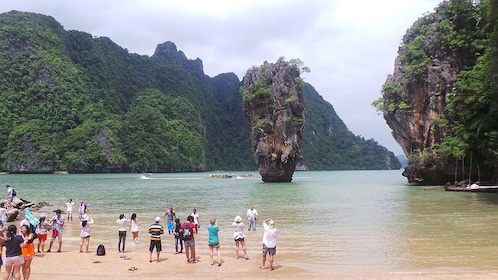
[190,209,200,233]
[3,225,26,280]
[182,216,196,263]
[20,224,35,280]
[246,205,258,231]
[36,214,50,253]
[173,218,183,254]
[77,200,88,220]
[79,214,93,253]
[207,218,222,266]
[232,215,249,260]
[5,185,13,204]
[261,219,277,271]
[116,214,129,253]
[0,220,6,272]
[163,207,176,234]
[130,213,142,246]
[64,199,75,221]
[47,209,65,253]
[148,217,164,263]
[0,203,7,226]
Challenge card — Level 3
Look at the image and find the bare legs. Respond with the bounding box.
[80,237,90,253]
[235,240,248,259]
[261,253,274,271]
[22,259,32,280]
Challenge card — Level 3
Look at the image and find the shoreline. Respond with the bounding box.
[13,220,498,280]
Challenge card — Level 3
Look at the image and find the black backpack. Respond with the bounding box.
[96,244,106,256]
[11,189,16,196]
[182,223,192,241]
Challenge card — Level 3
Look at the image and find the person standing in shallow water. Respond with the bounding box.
[246,204,258,231]
[116,214,129,253]
[190,209,200,233]
[163,207,175,234]
[261,219,277,271]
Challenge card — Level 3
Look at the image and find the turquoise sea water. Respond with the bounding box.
[3,170,498,274]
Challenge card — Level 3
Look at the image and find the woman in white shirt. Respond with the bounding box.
[116,214,129,253]
[231,216,249,260]
[79,214,94,253]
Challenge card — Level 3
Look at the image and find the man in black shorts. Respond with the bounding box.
[148,217,164,262]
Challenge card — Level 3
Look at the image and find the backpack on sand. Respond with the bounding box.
[96,244,106,256]
[182,223,192,241]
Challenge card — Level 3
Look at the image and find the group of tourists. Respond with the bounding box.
[0,187,279,279]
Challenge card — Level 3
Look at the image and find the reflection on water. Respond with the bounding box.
[4,171,498,273]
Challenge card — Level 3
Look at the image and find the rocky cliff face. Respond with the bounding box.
[381,1,483,184]
[242,59,305,182]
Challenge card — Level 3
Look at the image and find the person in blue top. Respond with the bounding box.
[207,218,221,266]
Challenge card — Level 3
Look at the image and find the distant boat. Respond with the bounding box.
[209,174,234,179]
[444,184,498,193]
[139,173,152,179]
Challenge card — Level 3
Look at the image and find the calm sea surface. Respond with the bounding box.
[3,170,498,274]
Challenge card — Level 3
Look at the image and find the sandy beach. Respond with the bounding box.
[21,218,498,280]
[26,249,498,280]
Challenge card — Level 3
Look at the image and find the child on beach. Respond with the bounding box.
[207,218,221,266]
[79,214,94,253]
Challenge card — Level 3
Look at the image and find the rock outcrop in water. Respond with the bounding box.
[241,58,305,182]
[379,1,497,184]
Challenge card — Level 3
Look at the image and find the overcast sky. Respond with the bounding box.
[0,0,443,155]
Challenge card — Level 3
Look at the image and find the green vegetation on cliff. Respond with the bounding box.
[0,11,400,173]
[377,0,498,183]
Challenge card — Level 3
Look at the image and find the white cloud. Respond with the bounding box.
[0,0,442,155]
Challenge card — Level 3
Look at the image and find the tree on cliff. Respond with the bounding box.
[376,0,498,184]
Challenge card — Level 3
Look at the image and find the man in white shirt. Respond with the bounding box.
[246,205,258,231]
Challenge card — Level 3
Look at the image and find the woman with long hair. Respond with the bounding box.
[2,225,26,280]
[20,225,35,280]
[130,213,141,246]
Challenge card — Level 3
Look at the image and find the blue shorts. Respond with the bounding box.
[167,221,175,231]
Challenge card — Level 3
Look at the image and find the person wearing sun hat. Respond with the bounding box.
[36,213,51,253]
[79,214,94,253]
[231,216,249,260]
[148,216,164,262]
[261,218,277,271]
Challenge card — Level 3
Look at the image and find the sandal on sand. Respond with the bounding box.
[185,260,190,264]
[218,263,222,266]
[259,266,266,269]
[92,261,101,264]
[245,256,250,260]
